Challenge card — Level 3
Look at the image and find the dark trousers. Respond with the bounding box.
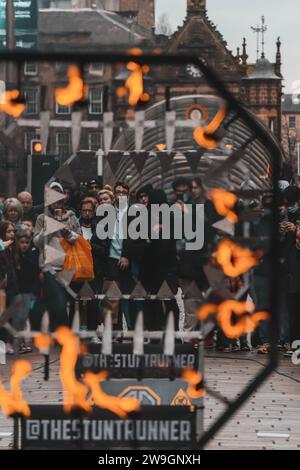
[286,293,300,344]
[30,272,68,332]
[69,279,102,331]
[143,298,179,331]
[104,258,136,328]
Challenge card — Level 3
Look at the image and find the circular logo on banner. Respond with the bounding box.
[119,386,161,405]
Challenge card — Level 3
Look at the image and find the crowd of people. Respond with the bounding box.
[0,175,300,358]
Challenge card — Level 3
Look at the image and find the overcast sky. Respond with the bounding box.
[156,0,298,93]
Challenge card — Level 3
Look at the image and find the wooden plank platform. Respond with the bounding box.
[0,349,299,450]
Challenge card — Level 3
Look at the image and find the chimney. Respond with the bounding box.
[187,0,206,15]
[119,0,155,31]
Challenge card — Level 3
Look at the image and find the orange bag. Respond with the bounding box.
[60,235,94,282]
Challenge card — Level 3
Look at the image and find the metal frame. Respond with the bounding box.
[0,49,281,449]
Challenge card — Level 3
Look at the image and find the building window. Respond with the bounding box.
[289,116,296,129]
[24,62,38,76]
[56,131,71,159]
[88,132,102,151]
[24,130,40,152]
[89,63,104,76]
[25,89,39,115]
[56,103,71,115]
[89,88,103,115]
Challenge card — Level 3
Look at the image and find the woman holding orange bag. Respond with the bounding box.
[33,182,82,331]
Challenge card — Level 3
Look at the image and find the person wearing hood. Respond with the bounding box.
[32,181,82,330]
[138,189,179,330]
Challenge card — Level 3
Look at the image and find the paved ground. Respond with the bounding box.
[0,348,299,450]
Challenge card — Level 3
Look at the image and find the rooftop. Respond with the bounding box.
[39,8,150,46]
[282,94,300,113]
[244,56,280,81]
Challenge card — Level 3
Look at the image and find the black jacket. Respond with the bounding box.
[0,247,18,299]
[15,245,40,295]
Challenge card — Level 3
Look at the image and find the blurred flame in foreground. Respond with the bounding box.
[56,327,140,417]
[216,239,262,277]
[84,371,140,418]
[55,65,88,106]
[34,333,53,354]
[194,107,226,148]
[182,369,206,399]
[156,143,167,151]
[0,360,32,417]
[127,47,143,56]
[0,90,25,117]
[117,62,150,106]
[56,327,91,413]
[198,300,269,339]
[210,189,238,223]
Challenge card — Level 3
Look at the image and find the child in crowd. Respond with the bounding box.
[0,221,18,354]
[13,229,40,353]
[21,216,35,234]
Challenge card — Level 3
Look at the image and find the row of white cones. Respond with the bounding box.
[3,308,202,357]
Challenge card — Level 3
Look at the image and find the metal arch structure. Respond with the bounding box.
[0,49,283,449]
[111,94,279,193]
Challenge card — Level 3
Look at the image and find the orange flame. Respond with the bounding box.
[34,333,53,353]
[217,300,253,339]
[56,327,91,413]
[194,107,226,148]
[0,360,32,417]
[83,371,140,418]
[210,188,238,223]
[216,239,262,277]
[127,47,143,56]
[197,303,217,321]
[244,311,270,333]
[55,65,88,106]
[117,62,150,106]
[198,300,269,339]
[182,368,206,399]
[0,90,25,117]
[156,143,167,151]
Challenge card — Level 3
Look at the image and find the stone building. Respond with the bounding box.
[282,94,300,180]
[0,0,284,193]
[0,5,150,191]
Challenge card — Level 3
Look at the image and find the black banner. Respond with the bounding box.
[76,343,198,379]
[19,405,196,450]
